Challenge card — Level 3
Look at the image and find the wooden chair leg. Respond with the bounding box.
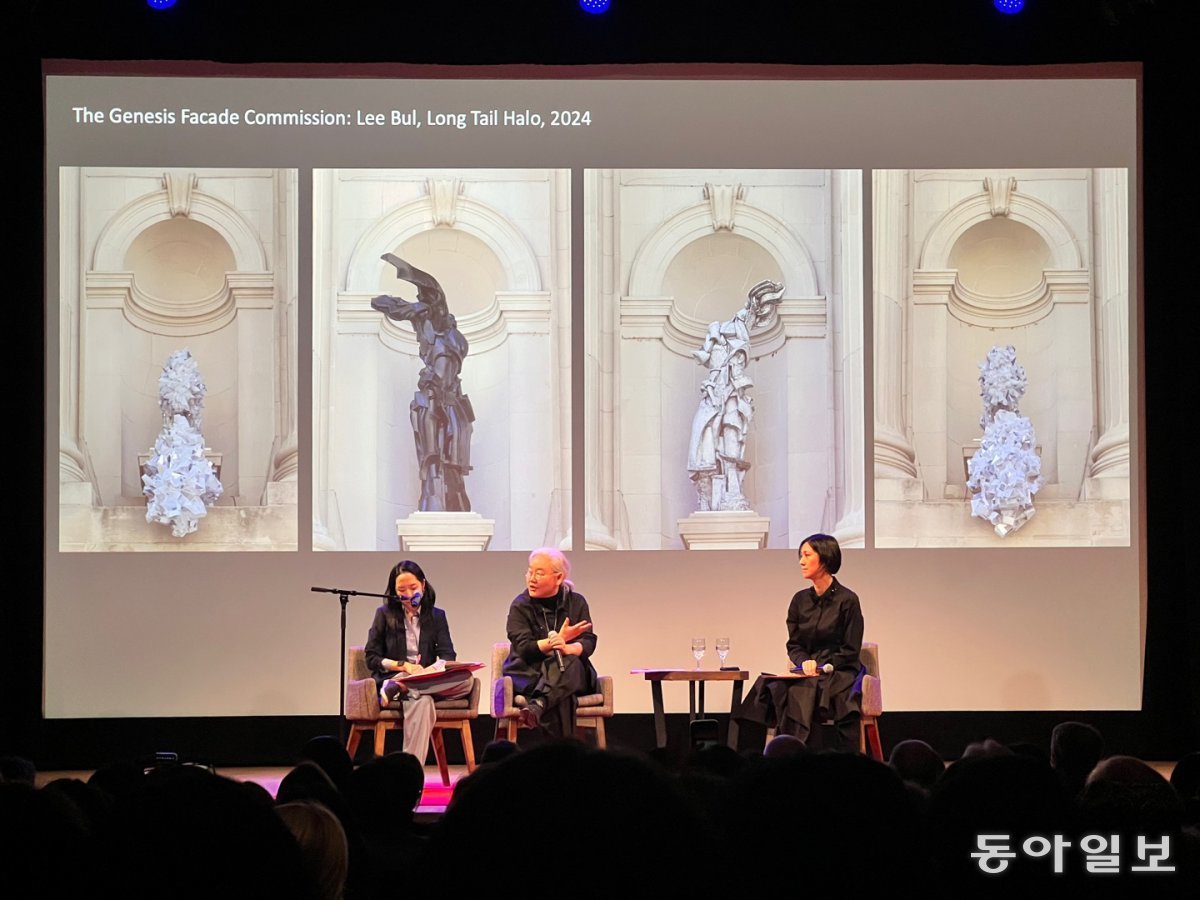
[864,718,883,761]
[373,722,388,757]
[346,725,361,757]
[432,729,450,786]
[506,718,517,742]
[460,721,477,772]
[593,717,607,750]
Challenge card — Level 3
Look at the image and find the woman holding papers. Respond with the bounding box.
[365,559,474,760]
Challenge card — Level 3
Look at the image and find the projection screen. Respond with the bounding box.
[44,68,1141,717]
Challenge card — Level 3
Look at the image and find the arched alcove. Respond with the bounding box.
[125,218,237,301]
[387,229,505,317]
[663,232,784,324]
[947,218,1051,296]
[907,179,1094,501]
[116,219,242,501]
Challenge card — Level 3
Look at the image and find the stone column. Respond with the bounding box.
[832,170,865,546]
[584,169,618,548]
[59,168,95,503]
[268,170,299,499]
[552,168,574,548]
[872,170,919,487]
[1085,167,1130,498]
[311,170,339,548]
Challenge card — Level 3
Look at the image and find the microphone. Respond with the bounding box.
[790,662,835,675]
[548,630,566,672]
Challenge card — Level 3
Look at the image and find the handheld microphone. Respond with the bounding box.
[791,662,835,675]
[548,630,566,672]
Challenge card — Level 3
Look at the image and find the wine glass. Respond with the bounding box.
[716,637,731,668]
[691,637,706,669]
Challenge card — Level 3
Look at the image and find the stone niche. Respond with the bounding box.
[873,169,1130,547]
[58,168,299,551]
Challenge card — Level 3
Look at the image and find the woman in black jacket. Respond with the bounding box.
[365,560,473,759]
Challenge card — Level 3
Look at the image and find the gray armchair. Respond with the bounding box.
[490,641,613,747]
[344,645,480,784]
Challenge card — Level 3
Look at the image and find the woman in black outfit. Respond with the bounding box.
[737,533,865,751]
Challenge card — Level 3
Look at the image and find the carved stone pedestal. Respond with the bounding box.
[677,510,770,551]
[395,511,495,552]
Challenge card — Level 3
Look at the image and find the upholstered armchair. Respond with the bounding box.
[344,645,480,784]
[490,641,613,747]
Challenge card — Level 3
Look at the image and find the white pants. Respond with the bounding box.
[389,672,474,761]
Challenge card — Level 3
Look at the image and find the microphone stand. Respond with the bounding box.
[311,585,389,742]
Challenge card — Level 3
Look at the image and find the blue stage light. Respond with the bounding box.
[147,0,178,9]
[579,0,611,14]
[994,0,1025,13]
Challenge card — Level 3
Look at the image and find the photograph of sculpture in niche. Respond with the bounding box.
[57,167,299,552]
[872,169,1131,548]
[583,168,864,551]
[312,169,572,552]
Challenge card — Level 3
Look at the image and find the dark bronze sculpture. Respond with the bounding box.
[372,253,474,512]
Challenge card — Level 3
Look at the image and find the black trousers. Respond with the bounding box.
[737,674,861,752]
[517,654,592,738]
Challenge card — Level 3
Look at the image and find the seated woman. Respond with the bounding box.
[364,560,474,760]
[502,548,596,738]
[737,533,865,751]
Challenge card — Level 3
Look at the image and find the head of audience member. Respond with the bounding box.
[346,752,425,831]
[0,781,93,897]
[278,761,340,806]
[275,760,360,854]
[729,752,924,893]
[88,760,145,801]
[1169,750,1200,827]
[1087,755,1166,787]
[299,735,354,794]
[277,800,350,900]
[888,739,944,789]
[40,777,113,835]
[479,739,520,765]
[959,738,1011,761]
[104,766,316,899]
[1049,720,1104,797]
[930,751,1069,890]
[0,754,37,785]
[763,733,808,760]
[1079,755,1184,835]
[425,742,720,894]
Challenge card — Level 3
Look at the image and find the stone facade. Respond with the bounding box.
[58,168,299,551]
[873,169,1130,547]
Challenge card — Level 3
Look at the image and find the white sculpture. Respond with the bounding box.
[966,345,1043,537]
[687,280,784,511]
[142,350,223,537]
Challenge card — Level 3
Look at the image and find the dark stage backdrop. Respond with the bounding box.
[8,0,1197,766]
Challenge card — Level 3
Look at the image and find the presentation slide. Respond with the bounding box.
[44,69,1140,717]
